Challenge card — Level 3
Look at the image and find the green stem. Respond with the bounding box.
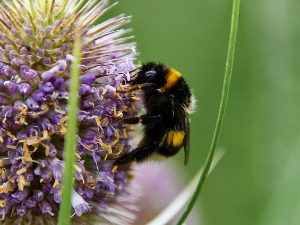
[175,0,240,224]
[58,34,82,225]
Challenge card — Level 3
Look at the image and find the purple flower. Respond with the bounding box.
[0,0,140,224]
[134,163,201,225]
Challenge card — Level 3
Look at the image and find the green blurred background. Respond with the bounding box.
[107,1,300,224]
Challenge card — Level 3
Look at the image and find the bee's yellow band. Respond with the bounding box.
[164,68,182,89]
[162,130,185,148]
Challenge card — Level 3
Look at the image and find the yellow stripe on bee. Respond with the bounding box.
[164,68,182,89]
[162,130,185,148]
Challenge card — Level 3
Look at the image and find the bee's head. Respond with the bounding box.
[132,62,167,87]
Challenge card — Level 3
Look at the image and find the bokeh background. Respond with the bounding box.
[106,1,300,224]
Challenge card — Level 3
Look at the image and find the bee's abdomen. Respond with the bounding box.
[160,130,185,148]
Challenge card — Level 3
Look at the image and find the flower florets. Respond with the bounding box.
[0,0,140,224]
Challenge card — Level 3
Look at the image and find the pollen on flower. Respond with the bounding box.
[0,0,141,224]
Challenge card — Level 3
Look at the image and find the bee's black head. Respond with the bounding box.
[132,62,167,87]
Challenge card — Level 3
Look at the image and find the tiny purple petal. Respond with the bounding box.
[42,183,53,195]
[20,65,38,80]
[53,192,61,204]
[32,90,47,102]
[14,101,27,110]
[15,38,24,47]
[54,34,63,39]
[107,127,113,137]
[12,190,28,203]
[27,125,41,136]
[4,81,17,95]
[79,84,91,95]
[105,178,116,192]
[81,98,94,109]
[11,58,23,67]
[20,47,29,55]
[56,90,68,100]
[1,65,14,76]
[48,65,59,73]
[40,201,53,215]
[0,76,4,87]
[52,158,63,182]
[36,48,45,58]
[44,39,53,49]
[18,83,32,95]
[38,29,46,38]
[45,25,54,33]
[57,60,67,71]
[40,82,55,93]
[24,172,34,183]
[71,191,91,217]
[48,143,57,157]
[17,205,27,216]
[66,54,75,61]
[8,50,18,60]
[126,71,130,81]
[53,77,64,88]
[24,27,32,36]
[25,197,37,208]
[43,57,52,64]
[39,117,53,130]
[105,85,116,93]
[61,43,69,52]
[86,189,94,199]
[16,130,28,140]
[41,71,55,81]
[33,190,44,202]
[55,51,63,58]
[25,98,39,110]
[80,74,96,85]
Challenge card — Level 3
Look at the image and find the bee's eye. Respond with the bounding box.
[133,69,158,85]
[144,70,156,78]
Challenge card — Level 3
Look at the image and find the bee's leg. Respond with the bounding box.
[138,83,155,90]
[114,144,157,166]
[122,114,162,125]
[121,117,140,124]
[126,83,154,94]
[126,84,139,94]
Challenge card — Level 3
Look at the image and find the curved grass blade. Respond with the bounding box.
[175,0,240,224]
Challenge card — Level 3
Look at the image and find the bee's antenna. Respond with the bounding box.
[129,65,141,73]
[129,65,142,79]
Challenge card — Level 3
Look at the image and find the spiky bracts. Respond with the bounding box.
[0,0,140,224]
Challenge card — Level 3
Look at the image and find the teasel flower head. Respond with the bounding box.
[0,0,140,224]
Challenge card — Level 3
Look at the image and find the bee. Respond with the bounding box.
[114,62,195,166]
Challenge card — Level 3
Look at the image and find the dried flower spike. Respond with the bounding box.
[0,0,139,224]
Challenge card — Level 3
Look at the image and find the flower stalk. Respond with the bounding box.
[175,0,240,224]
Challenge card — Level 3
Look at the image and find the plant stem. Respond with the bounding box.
[175,0,240,224]
[58,34,82,225]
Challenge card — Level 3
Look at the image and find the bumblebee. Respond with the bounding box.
[115,62,195,166]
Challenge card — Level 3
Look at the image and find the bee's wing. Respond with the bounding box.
[183,114,190,165]
[176,105,190,165]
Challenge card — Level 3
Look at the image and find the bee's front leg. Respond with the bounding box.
[122,114,162,126]
[126,83,155,95]
[114,144,157,166]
